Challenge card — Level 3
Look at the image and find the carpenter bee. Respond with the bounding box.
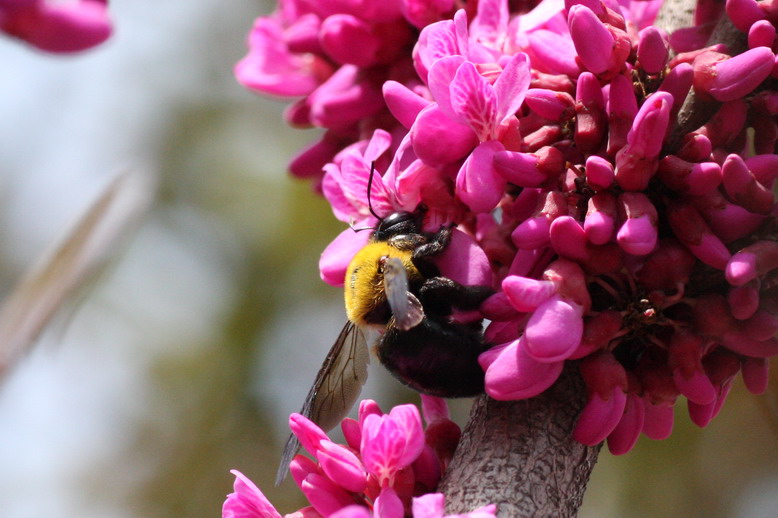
[276,198,493,483]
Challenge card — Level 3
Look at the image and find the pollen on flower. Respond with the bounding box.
[237,0,778,457]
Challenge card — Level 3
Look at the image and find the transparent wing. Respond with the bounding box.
[383,257,424,331]
[276,320,369,484]
[0,169,156,380]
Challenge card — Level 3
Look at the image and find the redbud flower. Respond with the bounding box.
[0,0,112,53]
[239,0,778,459]
[224,400,496,518]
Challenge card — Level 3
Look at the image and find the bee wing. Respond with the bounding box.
[276,320,369,485]
[383,256,424,331]
[0,169,156,380]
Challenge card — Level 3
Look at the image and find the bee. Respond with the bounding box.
[276,199,493,483]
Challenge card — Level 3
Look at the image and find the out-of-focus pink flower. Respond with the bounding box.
[0,0,112,53]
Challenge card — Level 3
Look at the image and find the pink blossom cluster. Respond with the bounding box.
[223,398,497,518]
[237,0,778,454]
[0,0,112,53]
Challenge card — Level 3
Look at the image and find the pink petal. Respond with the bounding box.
[317,441,367,493]
[300,473,356,517]
[235,18,323,97]
[374,487,404,518]
[525,29,580,77]
[412,493,446,518]
[319,14,380,66]
[501,276,556,313]
[616,193,658,256]
[432,229,492,287]
[4,0,112,53]
[341,418,362,450]
[319,229,371,287]
[585,193,616,245]
[289,413,329,457]
[482,338,565,400]
[455,141,506,213]
[699,47,775,102]
[388,404,426,466]
[642,402,674,440]
[494,53,531,124]
[742,357,769,395]
[524,296,584,362]
[410,104,479,166]
[550,216,588,260]
[606,394,646,455]
[223,470,282,518]
[568,5,614,75]
[428,55,467,120]
[330,506,372,518]
[585,155,615,190]
[471,0,509,47]
[572,390,628,445]
[637,26,668,75]
[673,368,716,405]
[450,61,498,141]
[383,81,432,129]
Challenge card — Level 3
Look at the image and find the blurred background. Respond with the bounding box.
[0,1,775,517]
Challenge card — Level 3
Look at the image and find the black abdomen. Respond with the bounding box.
[377,318,488,397]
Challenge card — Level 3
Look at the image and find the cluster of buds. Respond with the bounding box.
[237,0,778,457]
[0,0,112,53]
[233,0,499,186]
[223,398,497,518]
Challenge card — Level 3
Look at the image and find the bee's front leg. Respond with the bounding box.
[418,277,494,316]
[411,225,452,260]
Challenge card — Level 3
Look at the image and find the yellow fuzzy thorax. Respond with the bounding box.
[344,241,421,326]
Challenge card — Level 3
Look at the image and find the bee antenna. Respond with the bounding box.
[366,161,382,222]
[348,217,373,233]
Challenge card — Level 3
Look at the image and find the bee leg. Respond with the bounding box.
[387,233,427,251]
[418,277,494,315]
[412,225,452,260]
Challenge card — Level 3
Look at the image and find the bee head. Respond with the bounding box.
[373,205,426,241]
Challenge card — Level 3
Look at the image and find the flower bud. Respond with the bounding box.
[616,193,658,256]
[637,26,669,75]
[657,155,721,195]
[574,72,606,153]
[585,155,615,190]
[585,192,617,245]
[748,19,776,48]
[524,88,576,121]
[725,0,765,32]
[607,74,638,154]
[721,154,775,215]
[667,201,731,269]
[693,47,774,102]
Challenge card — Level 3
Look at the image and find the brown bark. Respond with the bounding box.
[440,367,601,517]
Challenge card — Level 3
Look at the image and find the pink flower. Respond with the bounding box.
[0,0,112,53]
[239,0,778,457]
[360,404,425,487]
[226,400,496,518]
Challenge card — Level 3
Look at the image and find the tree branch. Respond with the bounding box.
[440,367,601,517]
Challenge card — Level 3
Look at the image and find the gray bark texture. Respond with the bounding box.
[439,367,601,517]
